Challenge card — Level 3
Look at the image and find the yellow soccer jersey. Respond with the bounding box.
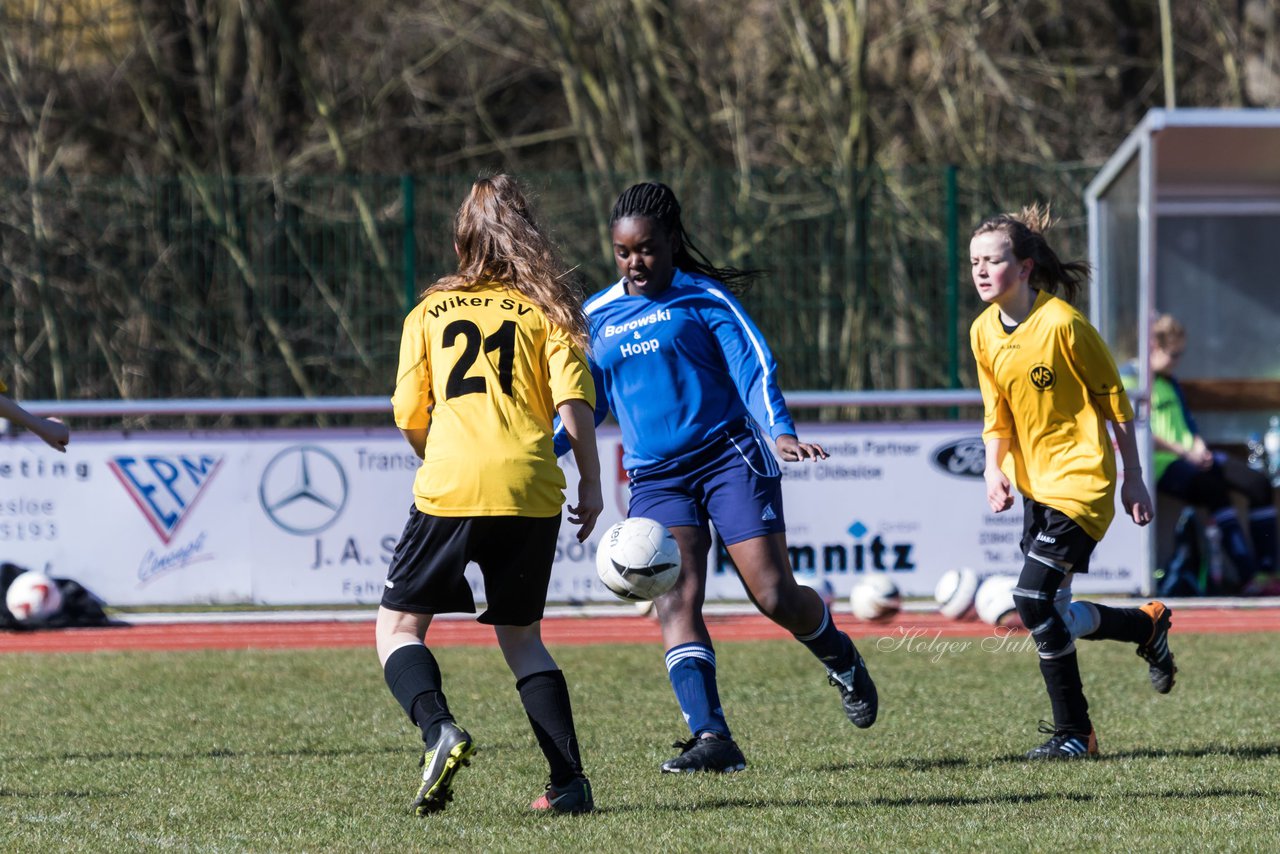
[970,290,1134,540]
[392,283,594,517]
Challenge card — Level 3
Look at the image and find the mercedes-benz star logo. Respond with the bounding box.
[259,445,349,535]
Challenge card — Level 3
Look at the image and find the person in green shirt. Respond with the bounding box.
[1146,314,1276,594]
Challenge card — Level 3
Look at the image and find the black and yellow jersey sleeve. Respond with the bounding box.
[970,290,1134,540]
[392,283,595,517]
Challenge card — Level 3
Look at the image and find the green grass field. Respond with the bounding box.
[2,631,1276,852]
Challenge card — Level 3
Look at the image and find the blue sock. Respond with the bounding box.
[1214,508,1257,585]
[794,604,853,672]
[1250,507,1277,576]
[665,643,729,738]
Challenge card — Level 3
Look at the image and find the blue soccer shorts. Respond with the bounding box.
[626,419,786,546]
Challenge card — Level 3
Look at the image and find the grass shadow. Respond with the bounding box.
[822,741,1280,772]
[11,745,407,764]
[595,786,1265,815]
[0,788,127,798]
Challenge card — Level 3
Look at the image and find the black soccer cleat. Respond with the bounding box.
[1026,721,1098,760]
[827,646,878,729]
[412,722,476,815]
[530,776,595,814]
[1137,601,1177,694]
[660,733,747,774]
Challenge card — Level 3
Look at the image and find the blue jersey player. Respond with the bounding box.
[586,182,879,773]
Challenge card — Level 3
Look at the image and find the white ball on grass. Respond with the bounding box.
[975,574,1019,626]
[849,576,901,622]
[934,567,980,620]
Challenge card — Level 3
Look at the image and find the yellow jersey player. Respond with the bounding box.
[970,205,1172,761]
[0,378,70,452]
[376,175,601,815]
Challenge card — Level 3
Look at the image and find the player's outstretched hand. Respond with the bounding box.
[1121,476,1153,526]
[984,467,1014,513]
[35,417,70,453]
[569,477,603,542]
[776,434,827,462]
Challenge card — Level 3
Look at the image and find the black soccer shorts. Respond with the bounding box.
[1019,497,1099,573]
[381,505,561,625]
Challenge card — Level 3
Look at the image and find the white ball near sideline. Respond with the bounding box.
[975,574,1019,626]
[6,571,63,622]
[934,567,980,620]
[850,576,901,622]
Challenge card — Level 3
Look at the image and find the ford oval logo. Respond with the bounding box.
[932,438,986,478]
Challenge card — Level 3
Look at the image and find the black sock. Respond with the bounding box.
[793,605,854,671]
[516,669,584,787]
[1086,605,1152,644]
[384,644,453,744]
[1039,651,1091,736]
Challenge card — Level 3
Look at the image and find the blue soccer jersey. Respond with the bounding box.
[583,269,796,471]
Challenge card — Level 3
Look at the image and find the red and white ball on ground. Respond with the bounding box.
[595,517,682,602]
[975,574,1019,626]
[934,567,980,620]
[5,571,63,622]
[849,575,901,622]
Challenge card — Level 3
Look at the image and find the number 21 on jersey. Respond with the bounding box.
[443,319,515,398]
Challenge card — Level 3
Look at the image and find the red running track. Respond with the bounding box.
[2,607,1278,654]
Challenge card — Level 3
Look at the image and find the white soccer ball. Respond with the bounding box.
[595,517,681,601]
[934,567,980,620]
[6,571,63,622]
[975,574,1019,626]
[849,575,901,622]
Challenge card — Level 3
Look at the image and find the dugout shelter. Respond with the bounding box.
[1086,108,1280,581]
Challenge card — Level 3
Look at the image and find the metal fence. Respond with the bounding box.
[0,165,1097,425]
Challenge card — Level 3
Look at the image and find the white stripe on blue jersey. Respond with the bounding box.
[583,269,796,471]
[702,284,781,428]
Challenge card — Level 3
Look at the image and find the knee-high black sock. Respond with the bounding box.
[1039,651,1090,736]
[384,644,453,744]
[1085,605,1153,644]
[516,669,584,787]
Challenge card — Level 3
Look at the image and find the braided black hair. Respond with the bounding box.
[609,182,760,294]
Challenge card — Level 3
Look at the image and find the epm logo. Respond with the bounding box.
[109,455,223,544]
[1029,363,1056,390]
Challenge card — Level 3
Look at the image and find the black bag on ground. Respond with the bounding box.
[1,562,121,630]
